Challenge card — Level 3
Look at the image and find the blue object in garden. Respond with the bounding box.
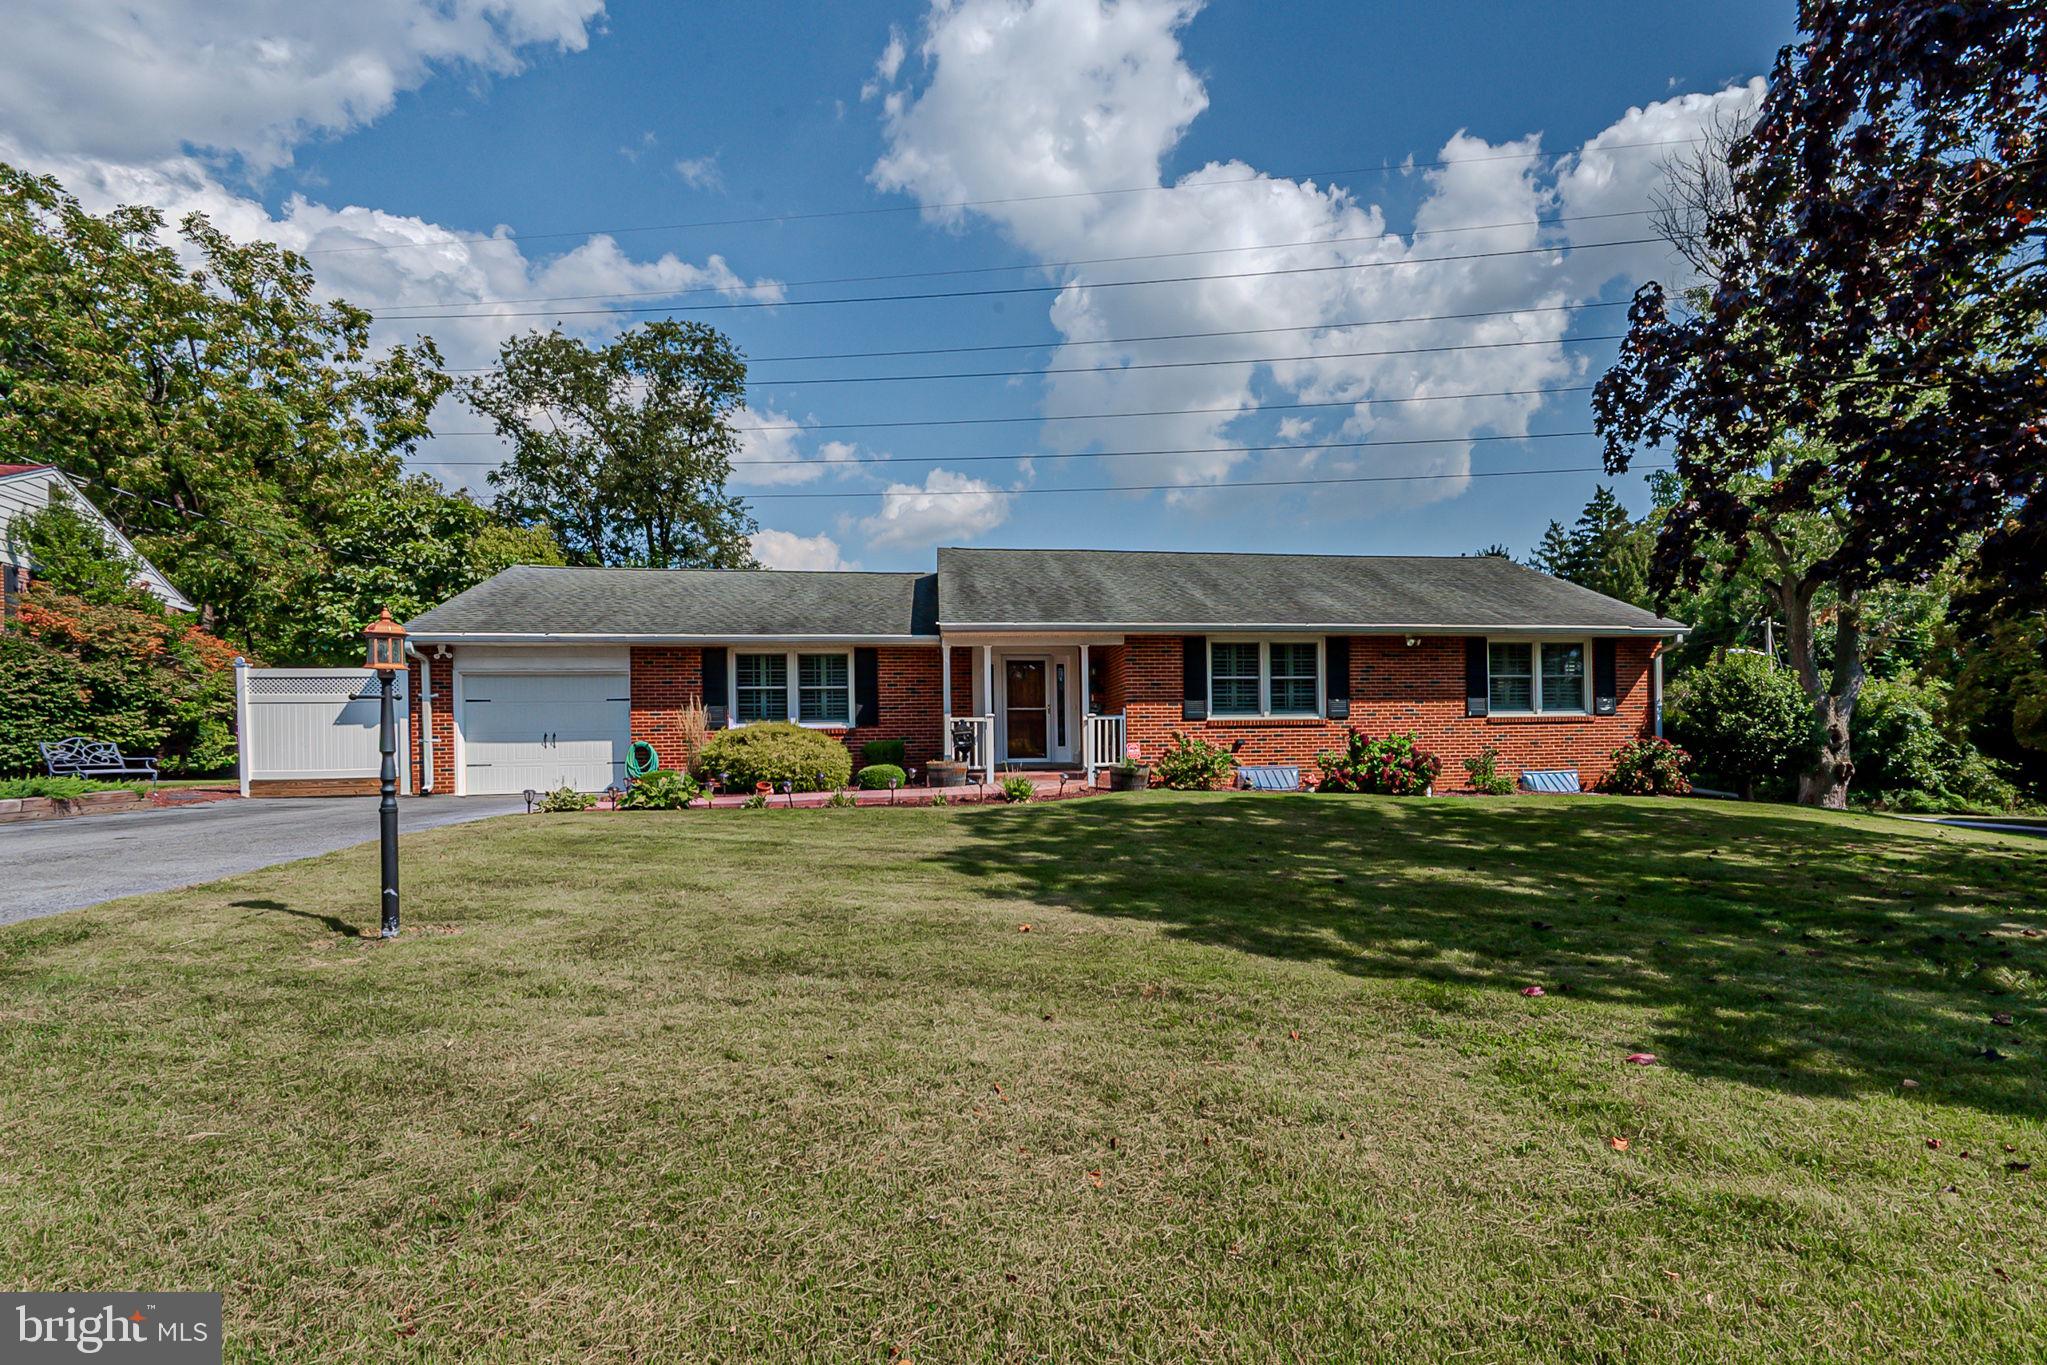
[1238,765,1302,791]
[1519,769,1583,794]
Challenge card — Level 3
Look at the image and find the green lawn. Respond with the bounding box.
[2,794,2042,1362]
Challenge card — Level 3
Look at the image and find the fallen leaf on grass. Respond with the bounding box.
[1625,1053,1659,1065]
[1608,1137,1630,1151]
[1927,1138,1944,1150]
[1521,986,1546,998]
[1287,1030,1301,1041]
[2008,1162,2033,1173]
[1991,1012,2013,1027]
[1017,924,1032,933]
[1086,1169,1102,1188]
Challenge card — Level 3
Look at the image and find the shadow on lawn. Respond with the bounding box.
[233,897,361,938]
[941,795,2047,1118]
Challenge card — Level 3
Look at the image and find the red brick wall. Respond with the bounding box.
[634,645,946,774]
[407,653,457,795]
[1118,634,1657,791]
[630,645,704,768]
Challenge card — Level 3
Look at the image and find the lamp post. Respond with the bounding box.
[364,608,407,940]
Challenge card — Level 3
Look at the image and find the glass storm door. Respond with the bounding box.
[1004,659,1050,760]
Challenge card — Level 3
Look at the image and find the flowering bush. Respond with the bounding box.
[1152,732,1236,790]
[1601,737,1693,796]
[1462,744,1515,796]
[1315,730,1442,796]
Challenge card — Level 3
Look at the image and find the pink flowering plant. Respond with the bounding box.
[1600,736,1693,796]
[1315,729,1442,796]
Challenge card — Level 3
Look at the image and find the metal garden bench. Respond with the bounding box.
[39,737,160,786]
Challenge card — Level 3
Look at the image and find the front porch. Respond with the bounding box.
[939,636,1129,783]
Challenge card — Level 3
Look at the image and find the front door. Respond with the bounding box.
[1003,658,1049,761]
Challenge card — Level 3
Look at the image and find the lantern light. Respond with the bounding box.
[364,608,408,673]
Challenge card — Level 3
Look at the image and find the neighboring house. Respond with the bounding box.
[0,463,194,615]
[402,547,1686,796]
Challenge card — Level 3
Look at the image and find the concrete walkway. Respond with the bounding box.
[0,796,526,925]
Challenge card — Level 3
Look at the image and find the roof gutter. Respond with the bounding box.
[935,621,1689,636]
[402,631,941,646]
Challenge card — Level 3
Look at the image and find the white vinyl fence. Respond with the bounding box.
[234,664,410,796]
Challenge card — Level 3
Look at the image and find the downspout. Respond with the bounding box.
[1653,639,1673,739]
[409,642,434,794]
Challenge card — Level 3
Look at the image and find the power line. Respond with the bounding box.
[389,209,1661,313]
[742,333,1626,389]
[301,136,1706,257]
[440,299,1631,373]
[423,381,1604,436]
[413,430,1600,468]
[742,463,1671,501]
[376,236,1663,321]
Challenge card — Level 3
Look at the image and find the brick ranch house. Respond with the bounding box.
[400,547,1686,796]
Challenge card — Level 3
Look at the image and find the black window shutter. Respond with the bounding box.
[1325,635,1350,720]
[854,647,880,727]
[702,647,729,729]
[1181,635,1208,721]
[1464,637,1489,717]
[1593,639,1618,716]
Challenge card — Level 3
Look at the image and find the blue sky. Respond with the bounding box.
[2,0,1795,570]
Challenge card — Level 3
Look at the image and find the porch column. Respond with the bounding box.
[941,639,953,718]
[1652,646,1665,738]
[1079,642,1092,775]
[981,644,995,782]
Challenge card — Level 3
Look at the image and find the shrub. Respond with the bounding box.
[1461,744,1514,795]
[1153,732,1235,790]
[1852,677,2019,812]
[616,769,701,810]
[0,775,149,799]
[741,791,769,809]
[824,789,858,808]
[860,739,907,769]
[694,722,853,793]
[1601,737,1693,796]
[856,763,908,790]
[1665,652,1819,800]
[1316,730,1441,796]
[1000,776,1035,803]
[536,786,593,812]
[928,791,949,806]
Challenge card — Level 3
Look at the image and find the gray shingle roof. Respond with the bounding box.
[935,547,1686,633]
[405,564,939,640]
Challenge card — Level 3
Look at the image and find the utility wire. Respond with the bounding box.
[424,381,1605,436]
[389,208,1661,312]
[413,430,1600,467]
[376,236,1663,320]
[440,299,1631,373]
[302,136,1706,256]
[741,463,1673,501]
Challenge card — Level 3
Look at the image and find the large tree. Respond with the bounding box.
[467,322,759,569]
[1593,1,2045,807]
[0,165,452,658]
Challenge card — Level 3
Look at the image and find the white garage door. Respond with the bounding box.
[462,671,630,795]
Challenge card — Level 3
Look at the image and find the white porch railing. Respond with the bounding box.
[1083,712,1126,783]
[944,713,995,783]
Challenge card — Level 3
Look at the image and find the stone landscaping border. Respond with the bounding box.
[0,791,150,824]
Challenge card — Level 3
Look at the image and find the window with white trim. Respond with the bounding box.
[1488,640,1588,715]
[735,652,788,723]
[1209,639,1322,718]
[798,653,851,724]
[733,650,854,726]
[1210,642,1262,716]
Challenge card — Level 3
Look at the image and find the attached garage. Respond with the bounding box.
[452,648,632,796]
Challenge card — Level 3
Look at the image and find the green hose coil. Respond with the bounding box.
[626,741,659,779]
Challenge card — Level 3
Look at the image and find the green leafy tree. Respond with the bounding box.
[0,164,451,659]
[301,476,564,664]
[8,499,152,607]
[1665,652,1821,802]
[466,321,759,568]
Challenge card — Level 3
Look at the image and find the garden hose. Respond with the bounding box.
[626,741,659,779]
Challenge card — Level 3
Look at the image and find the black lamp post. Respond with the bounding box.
[364,608,407,940]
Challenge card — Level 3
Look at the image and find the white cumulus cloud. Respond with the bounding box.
[752,529,853,571]
[857,468,1013,549]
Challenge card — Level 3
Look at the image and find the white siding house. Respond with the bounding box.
[0,463,193,612]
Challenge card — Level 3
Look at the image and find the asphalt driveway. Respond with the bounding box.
[1,796,527,925]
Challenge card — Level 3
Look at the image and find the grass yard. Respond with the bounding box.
[2,794,2042,1362]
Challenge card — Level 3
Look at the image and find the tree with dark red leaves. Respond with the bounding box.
[1596,0,2046,808]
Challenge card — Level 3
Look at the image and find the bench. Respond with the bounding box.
[1518,768,1582,794]
[39,737,159,787]
[1237,764,1303,791]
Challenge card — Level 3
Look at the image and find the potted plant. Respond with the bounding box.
[1107,758,1151,791]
